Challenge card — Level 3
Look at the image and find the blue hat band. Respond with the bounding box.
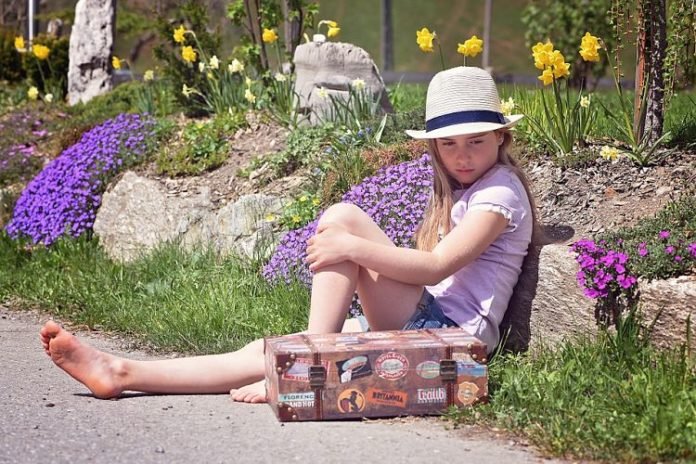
[426,110,506,133]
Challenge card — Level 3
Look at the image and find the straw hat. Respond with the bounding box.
[406,66,523,139]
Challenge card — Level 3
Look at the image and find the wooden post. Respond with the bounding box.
[381,0,394,72]
[482,0,492,71]
[281,0,303,66]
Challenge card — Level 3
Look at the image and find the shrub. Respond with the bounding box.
[5,113,158,245]
[22,33,69,99]
[263,154,432,286]
[0,27,25,83]
[156,113,243,176]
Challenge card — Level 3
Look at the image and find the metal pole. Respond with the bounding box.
[381,0,394,71]
[27,0,39,43]
[482,0,492,71]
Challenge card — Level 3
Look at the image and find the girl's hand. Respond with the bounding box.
[306,222,352,271]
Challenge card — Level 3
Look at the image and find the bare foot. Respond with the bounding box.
[39,321,124,399]
[229,380,267,403]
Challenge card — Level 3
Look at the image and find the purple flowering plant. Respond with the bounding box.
[0,111,51,188]
[5,113,157,246]
[572,196,696,325]
[263,154,433,287]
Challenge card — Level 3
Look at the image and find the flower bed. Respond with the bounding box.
[5,113,156,245]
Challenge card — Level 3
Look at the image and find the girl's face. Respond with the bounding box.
[435,131,501,186]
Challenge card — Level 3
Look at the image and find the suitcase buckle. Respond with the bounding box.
[309,365,326,388]
[439,359,457,382]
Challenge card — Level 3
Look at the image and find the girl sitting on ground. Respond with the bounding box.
[40,66,539,403]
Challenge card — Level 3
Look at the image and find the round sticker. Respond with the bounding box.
[457,381,480,406]
[337,389,366,413]
[416,360,440,379]
[375,352,409,381]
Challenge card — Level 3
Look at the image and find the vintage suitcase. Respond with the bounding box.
[264,327,488,422]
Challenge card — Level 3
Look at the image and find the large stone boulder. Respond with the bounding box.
[293,41,393,125]
[93,172,283,262]
[67,0,115,105]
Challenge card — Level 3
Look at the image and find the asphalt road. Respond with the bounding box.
[0,308,565,464]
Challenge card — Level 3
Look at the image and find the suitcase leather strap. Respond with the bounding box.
[300,334,324,420]
[426,329,456,408]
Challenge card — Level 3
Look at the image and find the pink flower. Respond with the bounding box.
[688,243,696,258]
[658,230,670,240]
[674,255,683,262]
[665,245,675,255]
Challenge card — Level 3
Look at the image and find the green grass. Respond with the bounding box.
[0,233,309,354]
[448,315,696,462]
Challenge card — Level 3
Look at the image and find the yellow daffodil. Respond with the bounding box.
[580,95,590,108]
[531,41,554,69]
[416,27,435,53]
[538,68,554,86]
[500,97,515,116]
[457,35,483,58]
[112,56,122,70]
[553,61,571,79]
[327,26,341,38]
[580,32,602,62]
[43,93,54,103]
[600,146,620,161]
[292,215,301,223]
[209,55,219,70]
[322,20,338,28]
[262,28,278,43]
[549,50,565,67]
[181,46,197,63]
[351,78,366,91]
[32,44,50,60]
[312,198,321,206]
[229,59,244,74]
[27,86,39,100]
[14,36,26,52]
[274,72,287,82]
[244,88,256,103]
[173,25,186,44]
[143,69,154,81]
[206,72,213,79]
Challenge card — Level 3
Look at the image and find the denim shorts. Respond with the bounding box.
[356,290,458,331]
[402,290,459,330]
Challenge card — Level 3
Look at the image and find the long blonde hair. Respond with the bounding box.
[414,130,541,251]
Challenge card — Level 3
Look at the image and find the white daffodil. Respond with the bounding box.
[316,87,328,99]
[229,59,244,74]
[209,55,220,70]
[43,93,53,103]
[143,69,154,81]
[351,78,366,91]
[274,72,287,82]
[580,95,591,108]
[500,97,515,116]
[198,61,206,73]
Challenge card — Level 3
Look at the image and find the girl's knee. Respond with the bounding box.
[318,203,366,231]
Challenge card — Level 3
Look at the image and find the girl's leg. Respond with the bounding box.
[40,321,265,400]
[308,203,424,333]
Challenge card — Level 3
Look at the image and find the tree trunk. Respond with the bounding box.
[634,0,667,145]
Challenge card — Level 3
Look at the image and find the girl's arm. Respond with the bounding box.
[306,210,508,286]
